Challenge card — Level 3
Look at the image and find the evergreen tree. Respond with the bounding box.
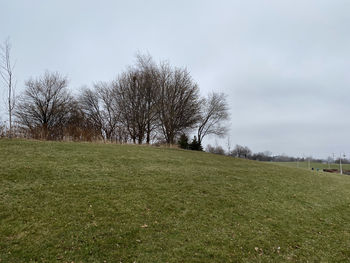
[189,136,203,151]
[178,133,189,149]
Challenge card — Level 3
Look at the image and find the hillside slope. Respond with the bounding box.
[1,140,350,262]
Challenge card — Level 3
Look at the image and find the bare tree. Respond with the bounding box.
[135,54,159,144]
[0,119,6,137]
[230,144,252,158]
[115,55,201,145]
[15,72,73,140]
[79,88,103,138]
[96,82,120,141]
[206,144,226,155]
[79,82,119,141]
[155,63,201,144]
[226,135,232,154]
[0,39,16,138]
[115,70,148,144]
[197,92,229,146]
[113,54,159,144]
[63,99,102,141]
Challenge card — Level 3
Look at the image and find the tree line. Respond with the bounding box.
[206,144,347,165]
[0,41,229,148]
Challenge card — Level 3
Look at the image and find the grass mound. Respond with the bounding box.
[1,139,350,262]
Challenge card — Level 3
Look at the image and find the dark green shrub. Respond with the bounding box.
[189,136,203,151]
[178,133,189,149]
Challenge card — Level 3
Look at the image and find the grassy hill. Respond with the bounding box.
[1,139,350,262]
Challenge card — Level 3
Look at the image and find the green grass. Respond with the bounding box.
[1,139,350,262]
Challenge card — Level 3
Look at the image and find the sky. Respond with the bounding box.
[1,0,350,158]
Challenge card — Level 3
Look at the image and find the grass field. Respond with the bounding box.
[1,139,350,262]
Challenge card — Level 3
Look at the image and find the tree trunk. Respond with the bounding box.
[146,121,150,144]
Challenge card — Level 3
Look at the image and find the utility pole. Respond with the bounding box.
[340,153,343,175]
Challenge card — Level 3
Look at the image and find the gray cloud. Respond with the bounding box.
[1,0,349,158]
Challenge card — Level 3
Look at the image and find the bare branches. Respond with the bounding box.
[197,92,229,145]
[15,72,73,139]
[0,38,16,137]
[11,53,229,145]
[79,82,120,141]
[114,54,159,144]
[230,145,252,158]
[156,64,201,144]
[112,55,202,145]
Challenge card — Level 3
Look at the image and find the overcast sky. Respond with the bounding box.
[1,0,350,158]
